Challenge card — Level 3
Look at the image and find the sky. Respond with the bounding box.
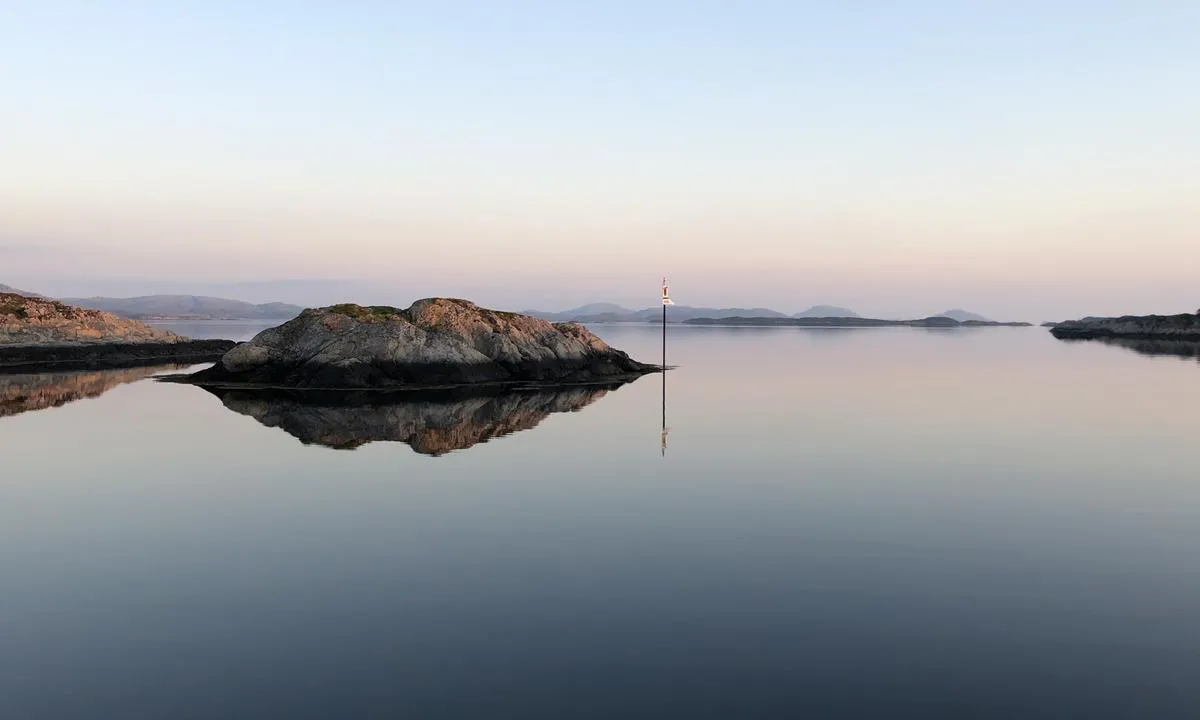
[2,1,1198,319]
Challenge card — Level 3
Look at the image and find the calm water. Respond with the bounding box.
[3,324,1200,718]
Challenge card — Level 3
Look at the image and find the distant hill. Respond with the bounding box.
[522,303,634,322]
[631,306,788,322]
[938,309,992,323]
[525,304,790,323]
[686,315,1031,328]
[60,295,305,321]
[794,305,859,319]
[0,283,44,298]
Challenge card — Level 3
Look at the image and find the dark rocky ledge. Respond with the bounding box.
[0,340,237,373]
[1050,313,1200,341]
[181,298,660,390]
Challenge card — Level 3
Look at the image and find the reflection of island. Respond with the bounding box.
[1081,337,1200,362]
[209,385,624,454]
[1,365,185,418]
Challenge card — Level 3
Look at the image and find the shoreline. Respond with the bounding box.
[157,368,663,395]
[1050,314,1200,342]
[683,317,1032,328]
[0,339,238,373]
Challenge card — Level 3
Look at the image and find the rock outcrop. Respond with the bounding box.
[1,292,182,345]
[1050,313,1200,341]
[210,385,615,453]
[187,298,660,389]
[0,293,237,370]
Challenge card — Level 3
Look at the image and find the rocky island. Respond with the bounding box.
[1050,312,1200,342]
[182,298,660,389]
[0,292,236,371]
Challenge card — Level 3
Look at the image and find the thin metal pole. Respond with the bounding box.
[660,295,668,456]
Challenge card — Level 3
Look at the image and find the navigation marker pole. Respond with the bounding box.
[661,277,674,456]
[661,277,674,370]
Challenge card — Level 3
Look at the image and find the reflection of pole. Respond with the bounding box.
[661,369,667,457]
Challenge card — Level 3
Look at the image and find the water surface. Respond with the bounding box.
[3,325,1199,718]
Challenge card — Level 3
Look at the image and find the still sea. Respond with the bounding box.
[2,323,1199,718]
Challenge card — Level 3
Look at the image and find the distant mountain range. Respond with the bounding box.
[525,304,793,323]
[2,283,305,320]
[61,295,305,321]
[685,316,1031,328]
[0,283,45,298]
[793,305,860,319]
[521,303,999,324]
[4,281,1007,324]
[938,309,992,323]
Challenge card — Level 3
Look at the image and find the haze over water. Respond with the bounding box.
[3,324,1200,718]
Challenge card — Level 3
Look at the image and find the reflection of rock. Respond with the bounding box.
[0,365,185,418]
[210,385,622,454]
[1083,337,1200,361]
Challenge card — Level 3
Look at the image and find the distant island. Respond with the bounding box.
[0,293,236,371]
[180,298,659,390]
[0,284,302,321]
[793,305,860,319]
[940,309,996,323]
[526,304,791,324]
[1050,312,1200,341]
[684,316,1032,328]
[523,303,1014,325]
[7,283,1019,326]
[61,295,304,321]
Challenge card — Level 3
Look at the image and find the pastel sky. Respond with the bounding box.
[2,1,1197,318]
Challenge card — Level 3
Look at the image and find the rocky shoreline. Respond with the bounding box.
[1050,313,1200,341]
[0,340,237,372]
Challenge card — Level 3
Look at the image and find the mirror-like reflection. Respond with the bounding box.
[208,384,628,454]
[0,365,186,419]
[661,368,670,456]
[1089,337,1200,361]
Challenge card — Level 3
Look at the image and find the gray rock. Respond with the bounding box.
[1050,312,1200,341]
[189,298,660,389]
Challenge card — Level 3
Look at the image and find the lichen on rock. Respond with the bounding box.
[0,293,183,346]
